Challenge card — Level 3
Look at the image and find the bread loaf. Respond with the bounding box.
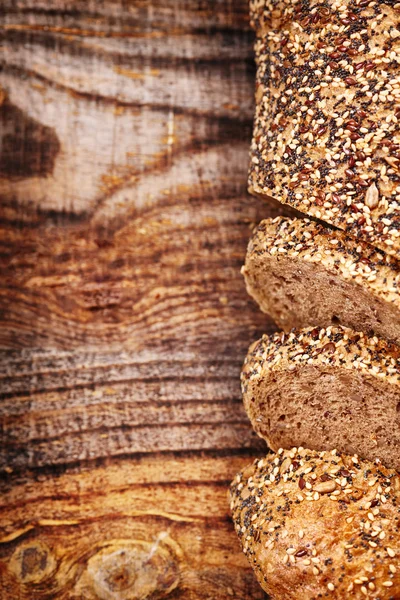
[249,0,400,258]
[242,216,400,343]
[230,447,400,600]
[241,325,400,469]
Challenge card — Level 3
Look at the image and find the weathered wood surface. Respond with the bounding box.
[0,1,286,597]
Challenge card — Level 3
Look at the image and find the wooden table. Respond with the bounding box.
[0,2,283,597]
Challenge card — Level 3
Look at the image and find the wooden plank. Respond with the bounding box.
[0,349,266,472]
[0,1,288,597]
[0,453,267,599]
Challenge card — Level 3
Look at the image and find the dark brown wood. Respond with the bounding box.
[0,1,286,597]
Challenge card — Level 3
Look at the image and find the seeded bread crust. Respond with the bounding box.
[249,0,400,258]
[242,216,400,342]
[229,447,400,600]
[241,325,400,468]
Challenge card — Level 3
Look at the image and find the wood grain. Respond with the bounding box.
[0,1,288,597]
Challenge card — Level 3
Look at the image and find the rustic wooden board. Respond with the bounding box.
[0,1,288,597]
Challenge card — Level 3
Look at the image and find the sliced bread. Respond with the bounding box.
[249,0,400,258]
[242,216,400,344]
[230,447,400,600]
[241,325,400,469]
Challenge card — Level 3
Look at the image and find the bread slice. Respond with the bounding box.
[242,216,400,344]
[241,325,400,470]
[230,447,400,600]
[248,0,400,258]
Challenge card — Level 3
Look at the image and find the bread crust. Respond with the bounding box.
[242,216,400,342]
[229,447,400,599]
[249,0,400,258]
[242,324,400,391]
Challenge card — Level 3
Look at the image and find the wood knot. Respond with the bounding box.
[83,536,180,599]
[9,541,56,584]
[0,96,60,178]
